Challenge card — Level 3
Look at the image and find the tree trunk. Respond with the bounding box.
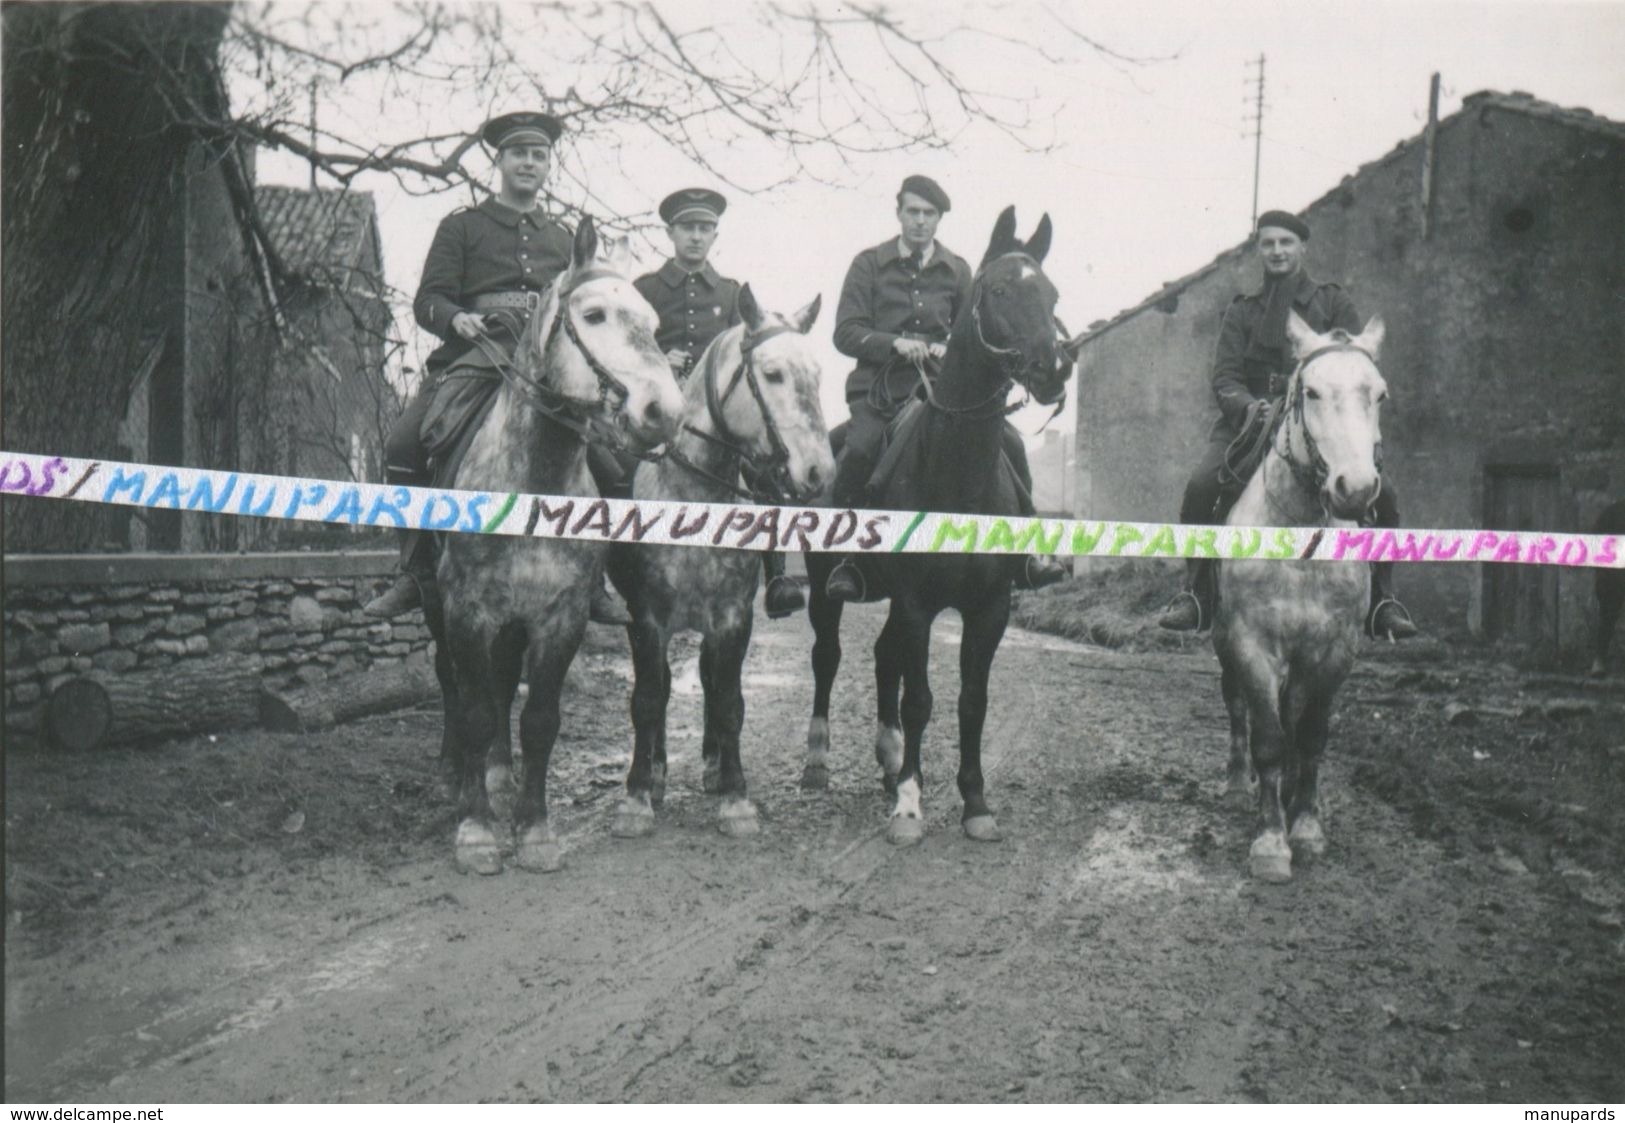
[45,654,261,751]
[257,657,439,733]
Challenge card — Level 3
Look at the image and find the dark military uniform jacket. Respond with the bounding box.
[413,197,573,374]
[1209,270,1361,439]
[632,261,742,378]
[833,237,973,403]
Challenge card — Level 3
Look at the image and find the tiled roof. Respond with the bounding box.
[254,186,382,281]
[1078,90,1625,342]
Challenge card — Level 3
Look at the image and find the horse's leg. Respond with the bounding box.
[956,592,1011,842]
[512,618,582,873]
[873,609,907,796]
[433,634,461,798]
[707,623,760,838]
[886,601,935,846]
[446,619,504,875]
[1287,690,1334,858]
[699,638,722,795]
[1219,658,1253,802]
[615,616,668,839]
[1234,652,1293,883]
[802,565,845,791]
[485,623,527,821]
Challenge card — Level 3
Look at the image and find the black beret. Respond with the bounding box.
[1256,209,1310,241]
[659,187,727,225]
[897,174,950,213]
[481,111,563,151]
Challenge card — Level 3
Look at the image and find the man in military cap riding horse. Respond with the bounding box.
[823,174,1068,601]
[1157,209,1419,640]
[365,111,628,623]
[630,188,805,618]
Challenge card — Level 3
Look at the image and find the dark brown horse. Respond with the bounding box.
[431,219,685,875]
[802,207,1077,844]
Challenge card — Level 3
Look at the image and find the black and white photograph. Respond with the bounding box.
[3,0,1623,1106]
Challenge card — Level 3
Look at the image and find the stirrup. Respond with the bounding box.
[1366,596,1418,641]
[1157,589,1207,633]
[825,560,867,602]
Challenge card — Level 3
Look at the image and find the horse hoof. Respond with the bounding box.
[718,800,761,838]
[1249,834,1293,883]
[611,801,656,839]
[1289,816,1327,857]
[454,821,503,876]
[799,763,829,791]
[887,816,925,846]
[962,815,1001,842]
[515,826,564,873]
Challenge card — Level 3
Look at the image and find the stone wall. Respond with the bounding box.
[2,551,427,746]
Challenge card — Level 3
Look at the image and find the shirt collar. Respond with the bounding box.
[895,237,936,267]
[658,259,720,288]
[479,196,547,228]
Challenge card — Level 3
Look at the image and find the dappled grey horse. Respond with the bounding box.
[1214,312,1389,883]
[608,287,832,838]
[432,218,685,875]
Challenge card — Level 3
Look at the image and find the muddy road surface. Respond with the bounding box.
[7,604,1624,1102]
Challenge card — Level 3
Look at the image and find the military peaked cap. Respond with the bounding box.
[481,111,564,151]
[659,188,727,225]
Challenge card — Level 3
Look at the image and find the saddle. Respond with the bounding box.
[842,398,1028,512]
[419,313,527,490]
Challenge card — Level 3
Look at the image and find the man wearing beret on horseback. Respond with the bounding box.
[1158,209,1419,640]
[823,174,1068,601]
[628,188,806,619]
[365,110,629,623]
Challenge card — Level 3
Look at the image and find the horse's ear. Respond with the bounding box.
[1353,314,1385,360]
[791,293,822,334]
[982,206,1018,266]
[1025,214,1053,263]
[1286,310,1323,358]
[572,215,599,270]
[737,283,765,332]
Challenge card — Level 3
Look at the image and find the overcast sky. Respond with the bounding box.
[253,0,1625,438]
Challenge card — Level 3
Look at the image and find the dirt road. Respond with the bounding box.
[6,605,1624,1102]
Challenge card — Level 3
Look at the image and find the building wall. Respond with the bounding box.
[2,551,431,747]
[1073,102,1625,655]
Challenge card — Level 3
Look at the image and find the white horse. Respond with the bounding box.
[1214,311,1388,883]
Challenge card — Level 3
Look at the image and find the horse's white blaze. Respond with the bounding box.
[892,775,923,821]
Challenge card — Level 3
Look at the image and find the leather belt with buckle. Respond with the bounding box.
[471,291,537,311]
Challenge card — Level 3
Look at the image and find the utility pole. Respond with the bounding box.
[1245,54,1267,229]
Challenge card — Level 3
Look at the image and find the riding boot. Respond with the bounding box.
[1158,558,1215,632]
[365,532,434,619]
[762,551,805,619]
[1016,555,1069,591]
[825,557,866,603]
[1366,562,1419,641]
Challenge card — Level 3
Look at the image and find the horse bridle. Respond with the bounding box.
[1277,340,1383,504]
[667,323,801,502]
[916,259,1071,430]
[468,269,664,457]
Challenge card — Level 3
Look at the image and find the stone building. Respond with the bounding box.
[1070,90,1625,655]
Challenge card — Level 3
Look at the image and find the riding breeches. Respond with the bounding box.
[832,397,1035,514]
[384,377,439,486]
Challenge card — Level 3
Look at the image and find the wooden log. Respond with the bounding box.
[45,655,262,751]
[258,657,439,733]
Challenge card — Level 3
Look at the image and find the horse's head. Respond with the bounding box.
[1284,312,1389,520]
[525,217,685,452]
[972,206,1076,406]
[701,285,834,503]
